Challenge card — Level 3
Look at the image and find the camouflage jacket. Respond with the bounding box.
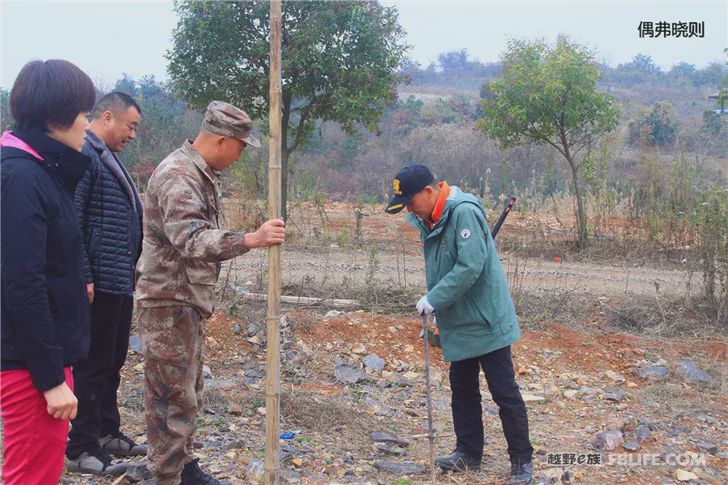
[135,140,248,318]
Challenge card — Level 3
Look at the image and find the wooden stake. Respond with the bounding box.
[265,1,282,484]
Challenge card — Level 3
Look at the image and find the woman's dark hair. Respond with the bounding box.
[9,59,96,133]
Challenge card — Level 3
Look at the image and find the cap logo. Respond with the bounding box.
[393,179,402,196]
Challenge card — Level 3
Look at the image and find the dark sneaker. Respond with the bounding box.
[435,449,481,472]
[508,459,533,484]
[99,432,148,457]
[66,448,128,476]
[181,459,233,485]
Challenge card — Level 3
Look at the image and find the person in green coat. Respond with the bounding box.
[385,165,533,484]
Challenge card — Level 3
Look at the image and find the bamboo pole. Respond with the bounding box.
[264,1,282,484]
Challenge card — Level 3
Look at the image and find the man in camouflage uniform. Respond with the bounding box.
[135,101,285,485]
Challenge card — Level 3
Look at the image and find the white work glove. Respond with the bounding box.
[416,295,434,316]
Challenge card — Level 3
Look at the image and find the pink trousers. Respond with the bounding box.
[1,368,74,485]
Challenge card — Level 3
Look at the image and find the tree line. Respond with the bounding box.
[1,1,726,249]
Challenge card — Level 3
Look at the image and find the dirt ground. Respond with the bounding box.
[60,305,727,485]
[57,202,726,484]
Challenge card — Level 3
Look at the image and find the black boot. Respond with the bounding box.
[508,458,533,484]
[435,449,481,471]
[180,459,232,485]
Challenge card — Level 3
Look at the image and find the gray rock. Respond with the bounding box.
[334,364,367,384]
[364,396,391,416]
[541,467,565,481]
[393,374,414,387]
[674,361,711,383]
[636,425,653,443]
[205,378,238,390]
[363,354,385,371]
[247,322,262,337]
[124,462,150,481]
[623,440,640,451]
[373,461,426,475]
[636,363,669,380]
[666,423,691,437]
[374,443,407,455]
[604,389,626,402]
[128,334,143,354]
[246,459,265,484]
[697,442,718,454]
[233,322,242,335]
[224,439,247,451]
[245,369,263,379]
[371,432,410,447]
[202,365,213,379]
[324,310,344,319]
[595,430,624,451]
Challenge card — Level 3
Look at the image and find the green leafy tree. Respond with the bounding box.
[717,48,728,112]
[438,49,468,72]
[478,37,619,248]
[1,88,11,132]
[630,53,660,75]
[627,102,678,147]
[167,0,407,218]
[111,75,202,188]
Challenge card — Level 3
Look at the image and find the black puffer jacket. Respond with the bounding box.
[75,130,142,295]
[1,129,91,392]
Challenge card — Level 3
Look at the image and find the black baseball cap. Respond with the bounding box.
[384,165,434,214]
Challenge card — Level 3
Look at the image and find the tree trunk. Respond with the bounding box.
[569,161,588,248]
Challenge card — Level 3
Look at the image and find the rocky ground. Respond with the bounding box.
[61,299,726,485]
[55,203,725,484]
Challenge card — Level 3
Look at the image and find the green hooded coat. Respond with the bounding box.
[407,186,520,362]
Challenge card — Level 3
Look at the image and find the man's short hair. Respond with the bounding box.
[92,91,142,119]
[10,59,96,133]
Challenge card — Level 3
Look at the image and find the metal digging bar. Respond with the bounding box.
[422,311,436,485]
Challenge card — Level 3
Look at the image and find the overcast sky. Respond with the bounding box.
[1,0,726,88]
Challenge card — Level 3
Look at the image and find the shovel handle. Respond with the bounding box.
[491,196,516,239]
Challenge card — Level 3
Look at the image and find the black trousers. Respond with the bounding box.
[450,345,533,463]
[67,292,133,458]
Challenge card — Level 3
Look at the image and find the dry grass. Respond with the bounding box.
[608,293,727,336]
[281,391,394,453]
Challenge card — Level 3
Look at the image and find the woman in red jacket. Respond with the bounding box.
[1,59,96,485]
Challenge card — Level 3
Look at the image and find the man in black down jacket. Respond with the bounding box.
[66,92,145,475]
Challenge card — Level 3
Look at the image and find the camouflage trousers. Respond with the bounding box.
[138,305,205,485]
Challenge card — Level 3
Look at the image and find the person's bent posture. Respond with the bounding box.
[385,165,533,484]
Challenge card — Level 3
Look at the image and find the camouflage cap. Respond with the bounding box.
[202,100,261,148]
